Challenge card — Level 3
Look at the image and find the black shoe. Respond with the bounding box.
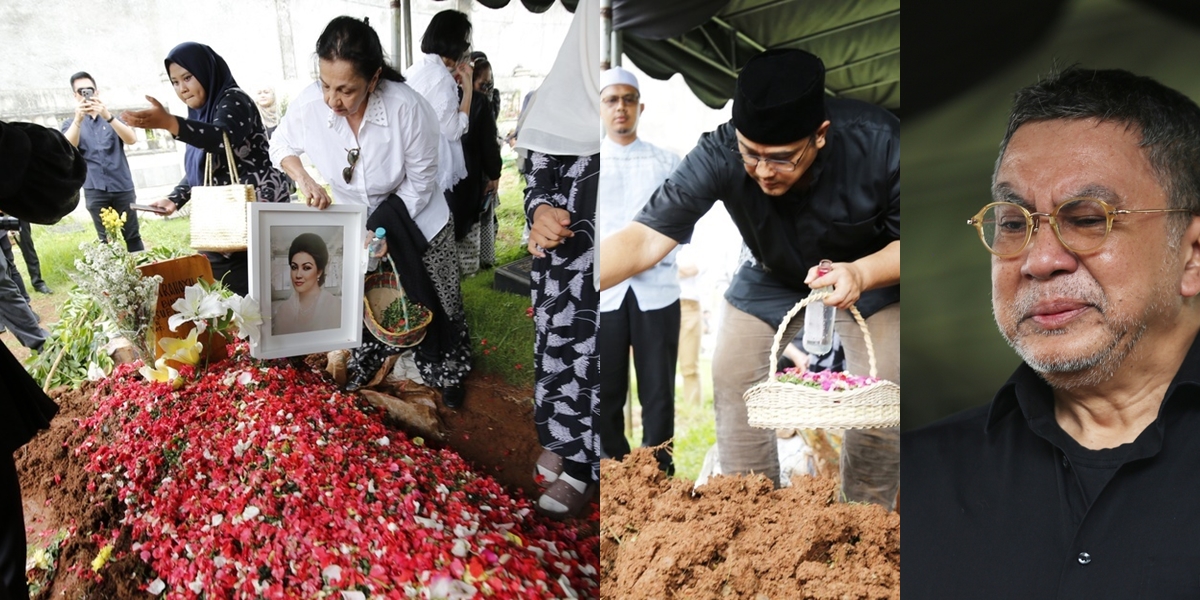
[34,282,52,294]
[442,385,466,409]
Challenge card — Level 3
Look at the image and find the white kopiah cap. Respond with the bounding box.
[600,67,639,93]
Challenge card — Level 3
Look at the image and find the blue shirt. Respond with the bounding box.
[60,115,135,192]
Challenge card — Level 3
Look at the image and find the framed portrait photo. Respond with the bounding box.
[248,203,367,359]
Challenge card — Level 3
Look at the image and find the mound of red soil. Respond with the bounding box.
[600,448,898,600]
[18,381,151,598]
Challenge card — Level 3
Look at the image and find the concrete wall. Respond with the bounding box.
[1,0,573,186]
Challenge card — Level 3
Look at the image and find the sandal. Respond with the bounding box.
[535,474,597,520]
[533,449,563,488]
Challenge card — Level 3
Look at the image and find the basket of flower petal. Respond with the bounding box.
[744,293,899,430]
[363,256,432,348]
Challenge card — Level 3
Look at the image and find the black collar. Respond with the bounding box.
[986,331,1200,458]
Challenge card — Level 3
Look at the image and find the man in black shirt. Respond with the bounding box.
[905,67,1200,597]
[597,49,899,506]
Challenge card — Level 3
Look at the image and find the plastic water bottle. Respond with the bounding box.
[802,259,836,356]
[366,227,386,272]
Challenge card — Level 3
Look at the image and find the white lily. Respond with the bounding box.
[86,361,108,381]
[197,289,227,320]
[168,285,208,332]
[228,295,263,345]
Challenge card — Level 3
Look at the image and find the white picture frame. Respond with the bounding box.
[248,203,367,359]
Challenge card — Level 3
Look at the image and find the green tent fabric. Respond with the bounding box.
[614,0,899,111]
[905,0,1200,430]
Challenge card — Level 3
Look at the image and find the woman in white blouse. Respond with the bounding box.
[404,10,473,193]
[269,16,471,407]
[404,10,477,274]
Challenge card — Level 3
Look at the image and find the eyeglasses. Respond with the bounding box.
[601,93,640,108]
[731,136,814,173]
[968,197,1192,257]
[342,148,360,184]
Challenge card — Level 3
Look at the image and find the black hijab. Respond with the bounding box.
[165,42,239,186]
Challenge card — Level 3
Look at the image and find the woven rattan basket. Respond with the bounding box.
[363,257,432,348]
[190,132,255,253]
[744,292,899,430]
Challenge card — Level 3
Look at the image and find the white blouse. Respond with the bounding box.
[269,79,449,242]
[272,288,342,335]
[403,53,469,191]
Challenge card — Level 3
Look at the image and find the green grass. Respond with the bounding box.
[14,162,535,388]
[25,216,192,293]
[459,158,535,386]
[495,157,529,267]
[460,272,534,388]
[624,357,718,482]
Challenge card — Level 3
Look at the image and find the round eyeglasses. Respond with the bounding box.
[967,197,1192,257]
[731,136,814,173]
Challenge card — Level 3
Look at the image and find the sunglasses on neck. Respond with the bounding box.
[342,148,360,184]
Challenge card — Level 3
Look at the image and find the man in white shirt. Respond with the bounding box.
[597,68,682,474]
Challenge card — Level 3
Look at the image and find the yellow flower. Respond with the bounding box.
[98,207,127,241]
[159,329,203,366]
[138,358,183,389]
[27,548,51,571]
[91,544,114,572]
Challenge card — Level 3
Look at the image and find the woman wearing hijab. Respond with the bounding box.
[517,0,603,519]
[125,42,289,296]
[270,16,471,407]
[255,86,282,139]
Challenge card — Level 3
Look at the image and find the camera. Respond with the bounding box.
[80,88,95,100]
[0,216,20,231]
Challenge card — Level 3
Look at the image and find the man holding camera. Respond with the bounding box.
[61,71,144,252]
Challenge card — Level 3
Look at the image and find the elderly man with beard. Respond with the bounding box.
[904,67,1200,597]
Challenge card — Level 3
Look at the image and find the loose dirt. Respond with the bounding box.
[600,448,898,600]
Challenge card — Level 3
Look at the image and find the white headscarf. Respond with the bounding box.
[515,0,602,157]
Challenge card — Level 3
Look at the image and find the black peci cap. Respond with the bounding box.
[732,48,827,145]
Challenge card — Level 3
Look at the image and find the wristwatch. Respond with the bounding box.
[105,114,115,123]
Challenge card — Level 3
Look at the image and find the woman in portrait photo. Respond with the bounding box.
[272,232,342,335]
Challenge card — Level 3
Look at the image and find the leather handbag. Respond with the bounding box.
[189,132,255,252]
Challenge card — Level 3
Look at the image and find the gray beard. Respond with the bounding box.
[994,276,1158,390]
[1005,316,1148,389]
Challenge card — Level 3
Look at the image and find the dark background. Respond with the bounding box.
[903,0,1200,429]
